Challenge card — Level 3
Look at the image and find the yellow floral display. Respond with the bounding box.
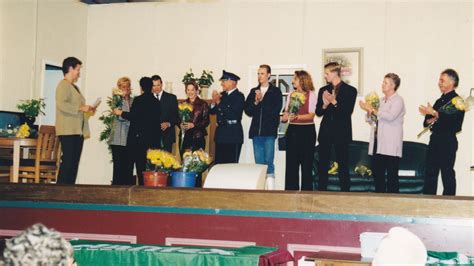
[178,102,193,123]
[15,123,30,138]
[365,91,380,123]
[146,149,181,172]
[451,96,468,111]
[182,149,212,173]
[288,92,306,114]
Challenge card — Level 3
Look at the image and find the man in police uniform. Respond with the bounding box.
[419,69,465,196]
[210,70,245,164]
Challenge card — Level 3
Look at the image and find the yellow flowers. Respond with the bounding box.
[15,123,30,138]
[147,149,181,172]
[365,91,380,109]
[182,149,213,173]
[328,161,338,175]
[178,102,193,123]
[451,96,468,111]
[288,92,306,114]
[178,102,193,112]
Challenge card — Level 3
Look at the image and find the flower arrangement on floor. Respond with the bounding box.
[146,149,181,173]
[99,88,127,148]
[327,161,338,175]
[287,92,306,114]
[354,164,372,177]
[417,96,468,138]
[181,149,212,173]
[365,91,380,124]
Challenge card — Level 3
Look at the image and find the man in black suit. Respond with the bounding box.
[210,70,245,164]
[152,75,178,153]
[316,62,357,192]
[113,77,161,185]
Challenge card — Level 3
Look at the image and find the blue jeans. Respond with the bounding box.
[252,136,276,174]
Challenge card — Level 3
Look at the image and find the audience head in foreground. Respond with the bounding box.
[3,223,75,266]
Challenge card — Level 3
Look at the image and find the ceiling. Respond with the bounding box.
[80,0,165,4]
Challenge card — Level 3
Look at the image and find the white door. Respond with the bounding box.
[41,64,63,126]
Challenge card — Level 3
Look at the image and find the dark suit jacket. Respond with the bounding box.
[121,92,161,148]
[210,89,245,144]
[244,83,282,138]
[159,91,179,145]
[315,81,357,144]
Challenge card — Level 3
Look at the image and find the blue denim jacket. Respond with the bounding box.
[108,98,133,146]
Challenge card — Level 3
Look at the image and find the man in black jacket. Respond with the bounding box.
[316,62,357,192]
[210,70,245,164]
[113,77,161,185]
[244,65,282,189]
[419,69,465,196]
[152,75,178,152]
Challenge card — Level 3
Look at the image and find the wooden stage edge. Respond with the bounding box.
[0,184,473,220]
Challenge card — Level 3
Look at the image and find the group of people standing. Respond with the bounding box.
[55,56,465,196]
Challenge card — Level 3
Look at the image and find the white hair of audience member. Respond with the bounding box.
[372,227,427,266]
[2,223,74,266]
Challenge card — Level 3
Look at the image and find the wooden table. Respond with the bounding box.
[0,137,37,183]
[305,251,371,266]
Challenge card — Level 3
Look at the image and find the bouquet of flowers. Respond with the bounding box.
[288,92,306,114]
[146,149,181,173]
[181,149,212,173]
[178,102,193,148]
[15,123,30,138]
[354,164,372,177]
[178,102,193,123]
[99,88,127,145]
[417,96,468,138]
[365,91,380,124]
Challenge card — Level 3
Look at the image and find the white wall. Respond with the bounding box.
[0,0,37,110]
[80,0,473,195]
[0,0,88,111]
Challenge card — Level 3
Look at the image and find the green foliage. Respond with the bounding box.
[17,98,46,118]
[182,69,214,88]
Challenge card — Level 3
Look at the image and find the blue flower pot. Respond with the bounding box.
[171,172,197,188]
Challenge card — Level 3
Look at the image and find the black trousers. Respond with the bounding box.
[57,135,84,184]
[126,138,148,186]
[372,154,400,193]
[111,145,133,185]
[423,134,458,196]
[318,141,350,192]
[180,135,206,187]
[215,143,242,164]
[285,124,316,191]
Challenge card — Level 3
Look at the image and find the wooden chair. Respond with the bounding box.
[12,125,61,183]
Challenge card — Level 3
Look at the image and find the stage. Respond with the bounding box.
[0,184,473,263]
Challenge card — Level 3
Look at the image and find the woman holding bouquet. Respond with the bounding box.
[282,70,317,191]
[179,81,210,154]
[109,77,133,185]
[359,73,405,193]
[179,81,210,187]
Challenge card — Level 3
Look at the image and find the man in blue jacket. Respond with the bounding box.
[244,65,282,189]
[210,70,245,164]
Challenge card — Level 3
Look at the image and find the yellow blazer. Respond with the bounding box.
[55,79,90,138]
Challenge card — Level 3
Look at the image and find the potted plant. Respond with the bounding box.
[16,98,46,126]
[171,149,212,187]
[145,149,181,187]
[182,69,214,99]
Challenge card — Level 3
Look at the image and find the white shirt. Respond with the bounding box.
[227,88,237,95]
[260,85,269,97]
[155,91,163,100]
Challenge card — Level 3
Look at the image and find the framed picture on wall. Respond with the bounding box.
[322,47,364,95]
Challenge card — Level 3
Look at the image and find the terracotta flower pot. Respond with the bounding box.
[143,171,169,187]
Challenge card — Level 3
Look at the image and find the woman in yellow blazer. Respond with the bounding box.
[55,57,94,184]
